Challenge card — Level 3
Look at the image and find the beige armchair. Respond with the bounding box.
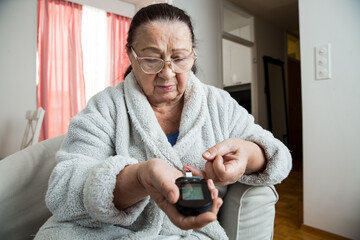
[0,135,278,240]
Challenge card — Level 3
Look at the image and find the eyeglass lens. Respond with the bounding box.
[139,57,195,74]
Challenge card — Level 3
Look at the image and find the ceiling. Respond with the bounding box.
[122,0,299,33]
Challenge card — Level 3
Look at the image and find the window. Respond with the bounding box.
[37,0,131,139]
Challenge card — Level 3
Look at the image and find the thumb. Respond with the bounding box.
[155,171,182,204]
[183,165,207,179]
[157,179,180,204]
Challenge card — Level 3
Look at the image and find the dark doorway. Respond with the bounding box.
[225,84,252,114]
[263,56,289,146]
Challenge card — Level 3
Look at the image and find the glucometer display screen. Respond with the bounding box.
[182,183,204,200]
[175,175,213,216]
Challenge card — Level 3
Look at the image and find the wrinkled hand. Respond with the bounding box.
[137,158,223,230]
[184,138,265,186]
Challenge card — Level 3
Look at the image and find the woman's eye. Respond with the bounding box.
[144,58,160,63]
[173,58,186,63]
[173,55,186,59]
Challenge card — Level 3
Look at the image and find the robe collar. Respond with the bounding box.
[124,71,206,170]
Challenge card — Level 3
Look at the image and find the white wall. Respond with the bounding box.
[0,0,38,158]
[173,0,222,88]
[299,0,360,239]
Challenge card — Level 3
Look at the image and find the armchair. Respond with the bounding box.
[0,135,278,240]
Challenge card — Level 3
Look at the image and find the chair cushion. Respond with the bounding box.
[0,135,65,239]
[218,182,278,240]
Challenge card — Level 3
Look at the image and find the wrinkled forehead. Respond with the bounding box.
[132,20,193,50]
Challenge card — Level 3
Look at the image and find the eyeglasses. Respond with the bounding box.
[131,47,197,74]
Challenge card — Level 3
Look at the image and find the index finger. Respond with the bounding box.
[202,138,240,160]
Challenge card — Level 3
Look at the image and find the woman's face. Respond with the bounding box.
[128,21,193,106]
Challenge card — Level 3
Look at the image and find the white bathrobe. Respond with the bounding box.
[35,72,292,240]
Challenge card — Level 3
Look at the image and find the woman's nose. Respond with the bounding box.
[159,61,176,78]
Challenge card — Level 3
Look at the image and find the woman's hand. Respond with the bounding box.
[137,158,223,230]
[184,138,266,186]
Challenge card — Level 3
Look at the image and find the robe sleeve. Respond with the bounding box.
[46,88,149,227]
[225,94,292,185]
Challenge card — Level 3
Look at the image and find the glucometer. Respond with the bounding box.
[175,170,212,216]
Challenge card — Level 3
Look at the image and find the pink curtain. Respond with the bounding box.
[107,13,131,86]
[37,0,85,140]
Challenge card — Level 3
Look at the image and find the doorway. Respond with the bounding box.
[287,33,302,171]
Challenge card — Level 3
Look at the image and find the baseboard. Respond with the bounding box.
[301,224,350,240]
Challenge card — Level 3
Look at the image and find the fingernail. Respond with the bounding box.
[212,191,217,199]
[208,179,215,188]
[203,152,211,158]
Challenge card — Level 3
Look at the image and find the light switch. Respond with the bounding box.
[315,43,331,80]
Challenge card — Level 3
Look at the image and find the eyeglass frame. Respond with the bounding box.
[130,47,198,74]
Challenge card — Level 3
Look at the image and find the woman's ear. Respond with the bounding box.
[126,48,133,65]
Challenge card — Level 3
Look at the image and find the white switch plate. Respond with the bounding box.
[315,43,331,80]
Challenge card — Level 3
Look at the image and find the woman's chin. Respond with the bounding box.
[151,93,183,105]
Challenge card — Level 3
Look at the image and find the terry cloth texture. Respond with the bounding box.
[35,71,292,240]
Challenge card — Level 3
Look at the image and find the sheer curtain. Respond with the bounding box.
[82,6,131,102]
[37,0,85,140]
[81,5,108,103]
[37,0,131,140]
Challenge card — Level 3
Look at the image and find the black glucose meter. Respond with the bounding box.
[175,171,212,216]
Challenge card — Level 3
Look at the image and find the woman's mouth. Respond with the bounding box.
[157,85,175,91]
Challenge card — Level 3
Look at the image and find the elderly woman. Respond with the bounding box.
[35,3,291,240]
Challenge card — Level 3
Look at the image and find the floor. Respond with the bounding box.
[273,161,349,240]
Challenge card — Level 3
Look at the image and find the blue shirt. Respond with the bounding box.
[167,131,179,146]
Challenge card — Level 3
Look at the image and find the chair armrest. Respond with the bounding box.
[218,182,278,240]
[0,134,65,240]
